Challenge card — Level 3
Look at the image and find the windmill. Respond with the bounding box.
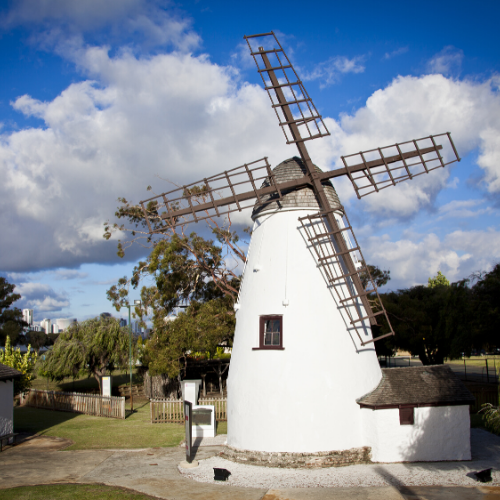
[139,32,460,464]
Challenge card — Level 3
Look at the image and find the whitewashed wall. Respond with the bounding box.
[361,405,471,462]
[0,380,14,437]
[228,209,382,453]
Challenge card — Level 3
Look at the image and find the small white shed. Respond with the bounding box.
[0,362,22,440]
[357,365,475,462]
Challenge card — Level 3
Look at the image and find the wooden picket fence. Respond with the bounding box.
[20,389,126,419]
[468,386,499,414]
[199,397,227,421]
[150,397,227,423]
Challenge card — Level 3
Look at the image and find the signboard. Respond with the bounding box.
[192,408,212,426]
[101,376,112,397]
[184,401,192,463]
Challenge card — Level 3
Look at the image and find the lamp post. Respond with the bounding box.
[125,299,141,412]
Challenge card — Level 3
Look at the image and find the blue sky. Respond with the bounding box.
[1,0,500,322]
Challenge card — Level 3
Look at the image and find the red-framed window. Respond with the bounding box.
[253,315,284,350]
[399,407,414,425]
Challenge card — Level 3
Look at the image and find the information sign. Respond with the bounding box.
[184,401,192,463]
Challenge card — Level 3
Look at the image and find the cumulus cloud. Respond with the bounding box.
[0,44,289,272]
[364,228,500,291]
[15,282,70,317]
[308,73,500,215]
[427,46,463,76]
[304,55,366,87]
[0,0,200,52]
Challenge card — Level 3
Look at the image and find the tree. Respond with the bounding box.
[0,336,37,395]
[0,277,27,346]
[24,330,49,353]
[470,264,500,352]
[41,317,132,392]
[428,271,450,288]
[105,186,246,382]
[143,297,235,379]
[359,261,391,290]
[375,277,474,364]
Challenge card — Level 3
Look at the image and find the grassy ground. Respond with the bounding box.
[14,398,185,450]
[1,484,159,500]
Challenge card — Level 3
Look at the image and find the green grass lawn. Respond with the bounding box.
[1,484,159,500]
[14,398,185,450]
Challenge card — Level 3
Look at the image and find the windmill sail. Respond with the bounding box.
[244,32,330,145]
[139,30,461,344]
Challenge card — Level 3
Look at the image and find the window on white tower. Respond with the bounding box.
[256,315,283,350]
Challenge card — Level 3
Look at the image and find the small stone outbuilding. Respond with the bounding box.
[0,362,22,438]
[358,365,475,462]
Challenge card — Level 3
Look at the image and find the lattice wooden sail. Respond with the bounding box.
[299,210,394,346]
[139,31,461,344]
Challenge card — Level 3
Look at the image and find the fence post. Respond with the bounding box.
[486,359,490,383]
[464,358,467,381]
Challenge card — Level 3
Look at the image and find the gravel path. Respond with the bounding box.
[179,429,500,489]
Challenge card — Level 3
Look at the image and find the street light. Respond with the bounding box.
[124,299,141,412]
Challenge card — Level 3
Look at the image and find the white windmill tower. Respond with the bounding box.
[139,32,461,465]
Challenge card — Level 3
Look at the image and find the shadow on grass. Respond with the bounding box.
[125,399,149,419]
[14,406,79,435]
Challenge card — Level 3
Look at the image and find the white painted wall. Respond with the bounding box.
[361,405,471,462]
[0,380,14,437]
[227,208,382,453]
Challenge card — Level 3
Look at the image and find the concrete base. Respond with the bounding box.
[220,445,372,468]
[179,460,199,468]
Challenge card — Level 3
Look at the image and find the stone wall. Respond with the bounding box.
[220,445,372,468]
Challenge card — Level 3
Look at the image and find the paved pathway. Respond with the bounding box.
[1,434,499,500]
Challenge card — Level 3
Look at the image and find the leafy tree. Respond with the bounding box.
[470,264,500,352]
[0,336,37,395]
[0,277,27,346]
[143,297,235,379]
[24,330,49,353]
[104,185,246,381]
[428,271,450,288]
[376,282,473,365]
[41,317,132,392]
[360,261,391,290]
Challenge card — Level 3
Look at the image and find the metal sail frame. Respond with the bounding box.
[139,31,461,345]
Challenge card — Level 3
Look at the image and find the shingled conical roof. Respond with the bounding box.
[251,157,343,220]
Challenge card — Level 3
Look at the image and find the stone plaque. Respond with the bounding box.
[192,408,212,426]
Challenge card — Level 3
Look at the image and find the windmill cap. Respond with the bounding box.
[252,157,343,220]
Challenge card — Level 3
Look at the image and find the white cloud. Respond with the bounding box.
[384,47,409,60]
[364,228,500,291]
[308,73,500,217]
[16,282,70,315]
[304,55,366,87]
[427,46,463,76]
[0,44,289,272]
[1,0,200,52]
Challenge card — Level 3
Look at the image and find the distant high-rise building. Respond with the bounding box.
[40,319,51,334]
[119,318,127,327]
[54,318,77,331]
[22,309,34,327]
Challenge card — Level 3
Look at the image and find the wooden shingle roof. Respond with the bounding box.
[252,157,343,219]
[0,362,22,382]
[357,365,475,409]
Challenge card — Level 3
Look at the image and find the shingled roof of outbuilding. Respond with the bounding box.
[0,362,22,382]
[252,157,343,219]
[357,365,475,409]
